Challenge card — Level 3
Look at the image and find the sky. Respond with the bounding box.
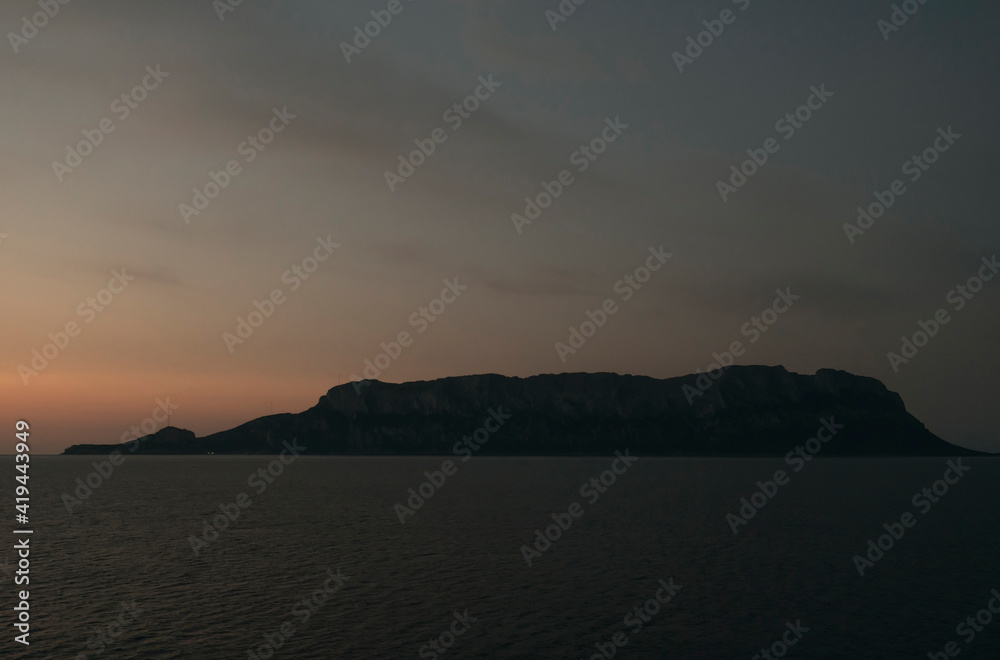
[1,0,997,454]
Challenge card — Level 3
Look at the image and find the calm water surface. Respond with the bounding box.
[3,456,998,658]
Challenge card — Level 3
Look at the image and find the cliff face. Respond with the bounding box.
[63,367,975,456]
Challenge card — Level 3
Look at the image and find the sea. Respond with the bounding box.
[3,455,998,659]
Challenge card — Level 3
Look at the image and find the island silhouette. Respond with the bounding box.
[63,366,982,456]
